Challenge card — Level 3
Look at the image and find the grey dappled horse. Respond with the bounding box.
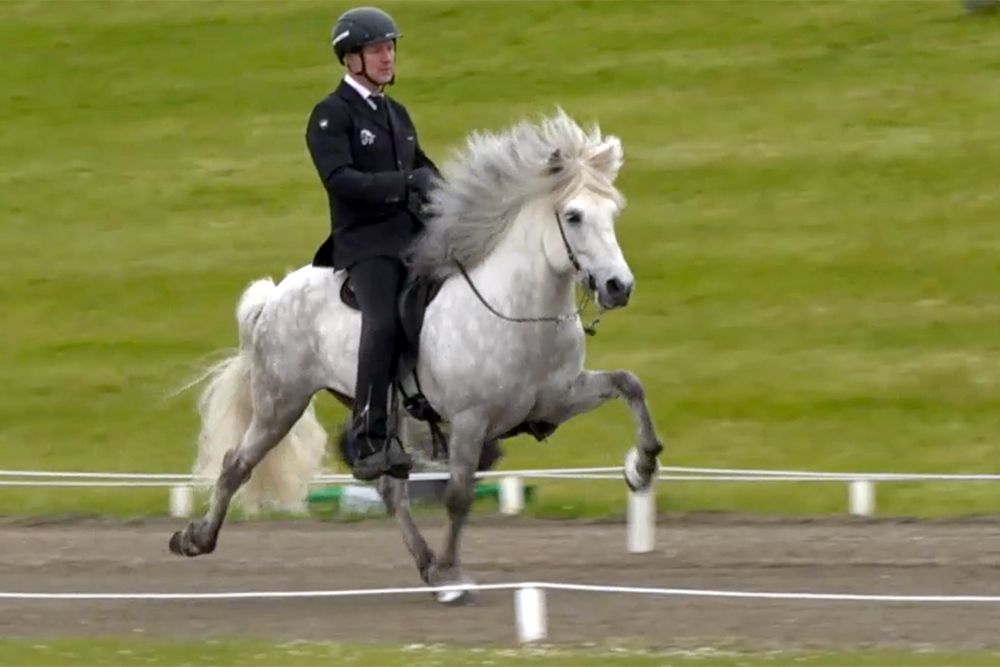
[168,109,664,604]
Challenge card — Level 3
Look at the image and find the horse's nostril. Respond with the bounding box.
[606,278,625,295]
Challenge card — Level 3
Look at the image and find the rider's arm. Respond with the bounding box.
[398,106,441,179]
[306,102,418,204]
[414,138,440,178]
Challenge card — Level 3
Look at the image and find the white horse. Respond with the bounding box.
[168,108,664,604]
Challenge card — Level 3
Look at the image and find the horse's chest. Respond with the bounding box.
[425,316,578,384]
[419,283,584,416]
[480,322,582,386]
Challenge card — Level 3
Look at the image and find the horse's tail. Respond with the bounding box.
[188,277,328,516]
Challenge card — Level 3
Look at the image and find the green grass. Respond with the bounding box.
[2,639,999,667]
[2,0,1000,518]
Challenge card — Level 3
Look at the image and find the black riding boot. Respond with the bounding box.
[347,386,412,482]
[346,257,413,481]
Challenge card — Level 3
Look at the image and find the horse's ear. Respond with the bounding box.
[547,149,563,175]
[592,137,624,181]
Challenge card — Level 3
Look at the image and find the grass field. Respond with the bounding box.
[2,639,1000,667]
[2,0,1000,519]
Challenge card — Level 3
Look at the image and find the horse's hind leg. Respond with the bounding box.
[538,370,663,492]
[169,392,312,557]
[376,476,436,583]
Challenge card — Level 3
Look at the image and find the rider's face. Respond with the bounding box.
[352,39,395,86]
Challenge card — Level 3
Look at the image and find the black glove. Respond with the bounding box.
[406,167,436,198]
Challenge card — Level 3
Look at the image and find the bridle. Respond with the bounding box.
[453,205,604,336]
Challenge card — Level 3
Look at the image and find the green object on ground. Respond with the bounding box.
[306,482,537,506]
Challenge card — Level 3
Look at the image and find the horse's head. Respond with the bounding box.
[543,146,634,310]
[405,108,636,312]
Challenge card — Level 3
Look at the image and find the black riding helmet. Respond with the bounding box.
[331,6,402,65]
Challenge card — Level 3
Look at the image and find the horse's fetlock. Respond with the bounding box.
[646,438,664,458]
[445,481,474,516]
[417,551,436,582]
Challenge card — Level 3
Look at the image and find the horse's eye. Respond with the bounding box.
[565,209,583,225]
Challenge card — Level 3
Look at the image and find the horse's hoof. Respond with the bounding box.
[168,524,215,557]
[428,567,477,607]
[436,581,477,607]
[168,530,185,555]
[623,447,655,493]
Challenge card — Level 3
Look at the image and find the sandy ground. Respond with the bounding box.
[1,515,1000,650]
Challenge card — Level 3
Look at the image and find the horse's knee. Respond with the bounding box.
[612,370,645,401]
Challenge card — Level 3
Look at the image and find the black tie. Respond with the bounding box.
[373,95,392,130]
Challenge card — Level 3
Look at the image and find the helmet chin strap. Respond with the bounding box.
[350,50,395,91]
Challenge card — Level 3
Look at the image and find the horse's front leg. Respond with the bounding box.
[425,410,487,606]
[539,369,663,492]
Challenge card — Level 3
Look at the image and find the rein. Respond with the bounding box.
[453,206,604,336]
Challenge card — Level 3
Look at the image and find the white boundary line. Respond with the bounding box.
[1,465,998,486]
[1,474,997,487]
[664,466,1000,482]
[0,481,193,488]
[0,467,626,487]
[538,582,1000,603]
[3,581,999,603]
[5,580,1000,644]
[0,582,507,601]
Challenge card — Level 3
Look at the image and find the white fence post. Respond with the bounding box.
[499,476,524,515]
[169,485,193,518]
[627,485,656,554]
[849,479,875,517]
[514,586,547,644]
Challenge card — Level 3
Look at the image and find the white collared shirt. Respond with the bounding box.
[343,74,383,110]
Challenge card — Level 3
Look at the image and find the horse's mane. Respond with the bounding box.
[403,108,625,280]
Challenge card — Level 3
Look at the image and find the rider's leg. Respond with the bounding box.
[346,256,412,481]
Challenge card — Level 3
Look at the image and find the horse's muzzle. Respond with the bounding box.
[598,277,633,309]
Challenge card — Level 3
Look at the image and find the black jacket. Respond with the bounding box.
[306,78,440,270]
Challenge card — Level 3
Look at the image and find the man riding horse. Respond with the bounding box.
[305,6,439,482]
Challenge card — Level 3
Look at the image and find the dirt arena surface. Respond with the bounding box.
[2,515,1000,650]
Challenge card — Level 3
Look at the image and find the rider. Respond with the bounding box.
[306,6,440,482]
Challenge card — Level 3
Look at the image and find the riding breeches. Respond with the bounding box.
[346,256,407,442]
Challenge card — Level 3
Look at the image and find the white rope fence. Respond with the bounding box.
[1,463,998,556]
[4,464,998,484]
[3,466,999,644]
[4,580,1000,644]
[0,464,997,522]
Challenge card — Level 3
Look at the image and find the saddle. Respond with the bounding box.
[338,270,449,448]
[338,271,442,380]
[340,271,560,447]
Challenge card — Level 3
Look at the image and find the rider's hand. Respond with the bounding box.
[406,167,436,197]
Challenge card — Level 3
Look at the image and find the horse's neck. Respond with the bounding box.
[470,200,575,314]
